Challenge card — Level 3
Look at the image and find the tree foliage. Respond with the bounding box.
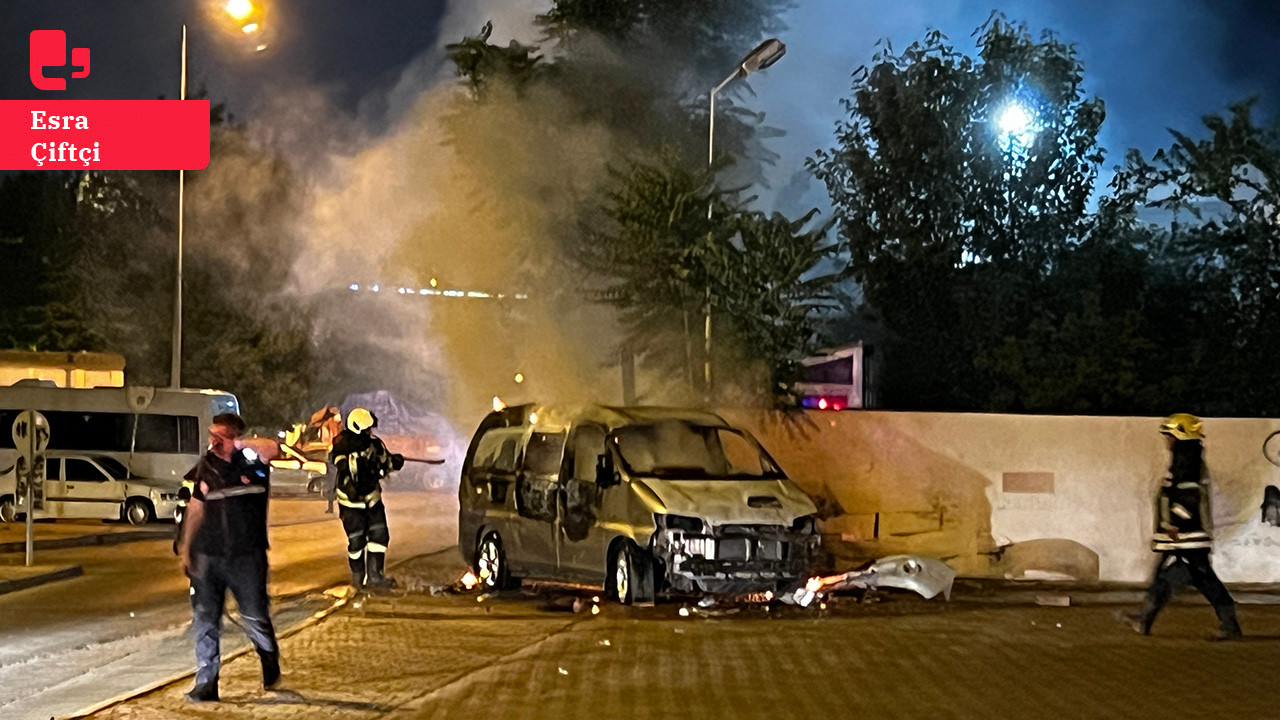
[578,154,838,406]
[810,16,1114,410]
[813,14,1280,416]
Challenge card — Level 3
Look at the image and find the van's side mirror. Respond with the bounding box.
[595,454,618,487]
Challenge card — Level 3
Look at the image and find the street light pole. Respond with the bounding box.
[702,38,786,403]
[170,24,188,389]
[170,4,265,389]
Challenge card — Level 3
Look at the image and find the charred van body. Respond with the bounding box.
[457,404,819,603]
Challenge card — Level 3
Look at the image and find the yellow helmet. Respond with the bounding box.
[1159,413,1203,441]
[347,408,375,433]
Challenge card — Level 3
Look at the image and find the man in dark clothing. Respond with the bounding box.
[329,407,401,590]
[177,413,281,702]
[1124,413,1242,640]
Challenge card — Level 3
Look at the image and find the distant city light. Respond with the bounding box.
[346,282,526,300]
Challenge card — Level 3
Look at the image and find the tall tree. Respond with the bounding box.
[809,15,1106,409]
[577,153,837,406]
[1109,100,1280,415]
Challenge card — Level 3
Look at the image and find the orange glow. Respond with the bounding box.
[492,396,506,412]
[225,0,254,21]
[460,571,478,590]
[241,22,260,33]
[805,576,823,593]
[591,604,600,615]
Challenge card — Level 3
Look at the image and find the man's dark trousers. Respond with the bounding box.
[190,549,278,686]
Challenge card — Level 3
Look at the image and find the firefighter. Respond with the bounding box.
[1124,413,1242,640]
[329,407,402,590]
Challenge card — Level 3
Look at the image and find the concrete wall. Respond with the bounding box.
[725,410,1280,583]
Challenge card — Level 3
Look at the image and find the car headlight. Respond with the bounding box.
[661,514,706,533]
[790,514,817,533]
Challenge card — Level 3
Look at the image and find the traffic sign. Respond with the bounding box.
[12,409,50,461]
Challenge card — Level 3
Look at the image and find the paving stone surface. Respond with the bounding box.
[88,550,1280,720]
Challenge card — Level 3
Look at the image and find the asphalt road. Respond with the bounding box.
[0,491,459,719]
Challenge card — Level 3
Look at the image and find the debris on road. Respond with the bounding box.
[788,555,956,608]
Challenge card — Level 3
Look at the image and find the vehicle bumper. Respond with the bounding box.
[653,525,820,595]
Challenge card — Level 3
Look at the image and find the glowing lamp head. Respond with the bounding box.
[998,104,1031,135]
[225,0,254,21]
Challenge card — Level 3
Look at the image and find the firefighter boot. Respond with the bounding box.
[1210,604,1243,641]
[367,552,398,590]
[349,555,367,591]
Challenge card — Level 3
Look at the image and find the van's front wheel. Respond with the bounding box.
[476,532,519,591]
[610,540,656,605]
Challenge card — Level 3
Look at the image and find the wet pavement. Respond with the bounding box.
[84,548,1280,720]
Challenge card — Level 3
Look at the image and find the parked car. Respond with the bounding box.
[268,442,328,496]
[458,404,820,604]
[0,452,182,525]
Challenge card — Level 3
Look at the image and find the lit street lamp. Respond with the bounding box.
[701,38,786,400]
[994,100,1036,245]
[171,2,265,388]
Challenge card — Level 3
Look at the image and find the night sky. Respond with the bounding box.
[2,0,1278,209]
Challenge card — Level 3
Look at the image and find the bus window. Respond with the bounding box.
[178,416,200,453]
[43,411,132,452]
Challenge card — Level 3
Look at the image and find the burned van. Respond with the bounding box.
[457,404,819,603]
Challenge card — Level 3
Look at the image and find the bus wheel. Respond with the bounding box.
[0,496,15,524]
[124,498,154,526]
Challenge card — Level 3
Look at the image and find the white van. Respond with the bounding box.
[458,404,820,603]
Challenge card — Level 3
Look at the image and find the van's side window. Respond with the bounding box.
[568,425,607,483]
[517,432,564,523]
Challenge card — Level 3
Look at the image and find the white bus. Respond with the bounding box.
[0,381,240,523]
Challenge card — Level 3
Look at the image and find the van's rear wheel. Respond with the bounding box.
[124,498,153,526]
[0,496,15,524]
[476,532,519,591]
[610,540,656,605]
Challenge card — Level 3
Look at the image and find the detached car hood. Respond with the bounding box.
[638,478,817,526]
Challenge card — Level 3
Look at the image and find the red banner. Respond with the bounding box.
[0,100,210,170]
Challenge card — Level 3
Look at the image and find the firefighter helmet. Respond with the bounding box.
[1159,413,1203,441]
[348,408,375,433]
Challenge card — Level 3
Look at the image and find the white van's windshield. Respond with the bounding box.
[611,421,784,480]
